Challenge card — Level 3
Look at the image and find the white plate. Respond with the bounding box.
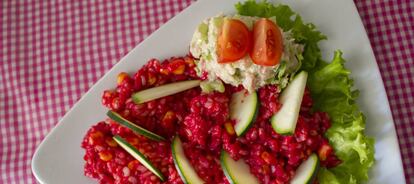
[32,0,406,183]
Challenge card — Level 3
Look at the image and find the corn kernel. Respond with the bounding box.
[127,137,140,146]
[184,57,195,67]
[105,138,118,147]
[163,111,175,123]
[103,90,114,98]
[261,151,271,164]
[128,160,139,170]
[172,64,185,75]
[138,148,146,155]
[89,131,104,144]
[99,151,113,161]
[148,73,157,85]
[224,122,235,135]
[117,72,129,85]
[318,144,332,161]
[160,68,169,75]
[90,131,103,139]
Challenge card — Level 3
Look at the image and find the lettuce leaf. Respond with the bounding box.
[309,51,375,183]
[236,1,375,183]
[236,0,326,71]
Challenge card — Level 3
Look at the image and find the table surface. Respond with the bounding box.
[1,0,413,183]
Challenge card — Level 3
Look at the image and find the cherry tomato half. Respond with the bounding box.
[216,19,251,63]
[250,18,283,66]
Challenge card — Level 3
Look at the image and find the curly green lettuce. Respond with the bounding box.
[310,51,375,184]
[236,1,375,183]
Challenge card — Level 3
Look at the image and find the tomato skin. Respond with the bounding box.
[250,18,283,66]
[216,19,251,63]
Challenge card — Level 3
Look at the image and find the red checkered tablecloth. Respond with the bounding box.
[1,0,413,183]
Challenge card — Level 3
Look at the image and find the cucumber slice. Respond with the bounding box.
[200,80,225,93]
[132,80,201,104]
[290,154,319,184]
[220,151,259,184]
[113,135,166,181]
[171,136,204,184]
[229,90,259,136]
[271,71,308,135]
[107,111,165,141]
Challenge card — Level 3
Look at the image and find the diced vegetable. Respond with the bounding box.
[220,150,259,184]
[113,135,166,181]
[107,111,165,141]
[132,80,201,104]
[290,154,319,184]
[171,136,204,184]
[271,71,308,134]
[229,90,259,136]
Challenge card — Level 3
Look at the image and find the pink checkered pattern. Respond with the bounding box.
[355,1,414,183]
[0,0,412,183]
